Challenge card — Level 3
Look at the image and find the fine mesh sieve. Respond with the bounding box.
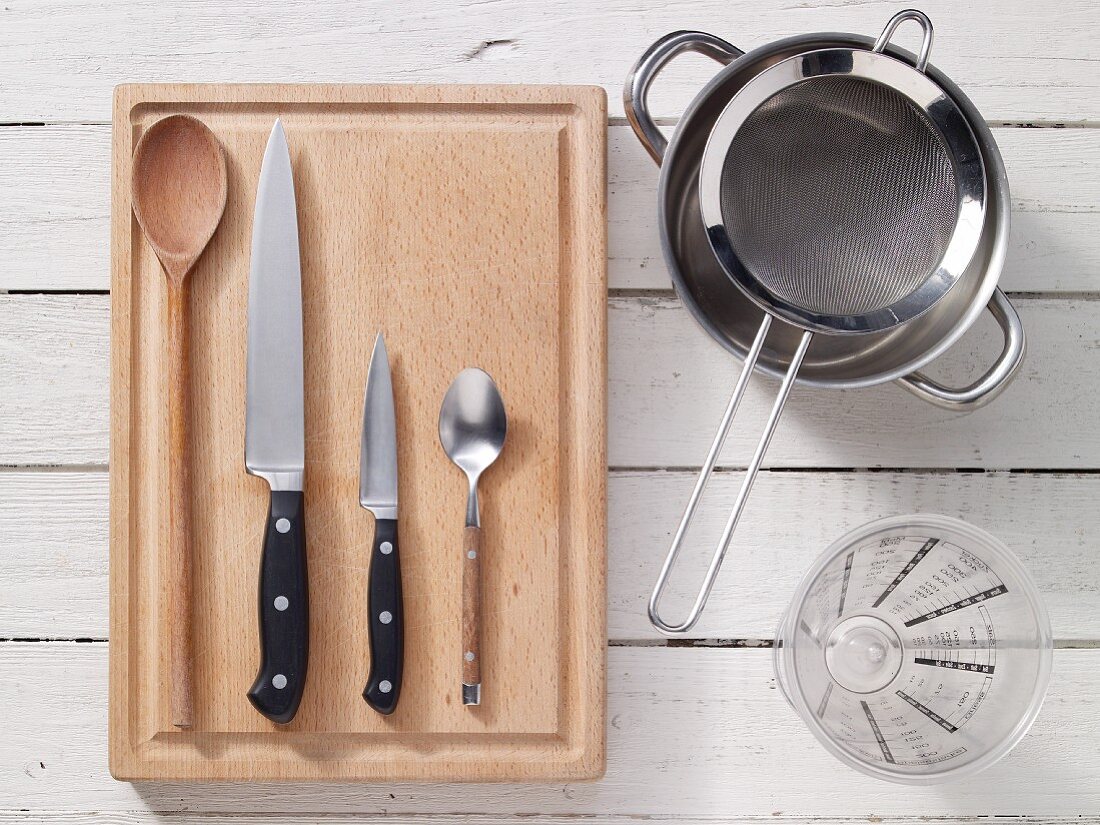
[698,17,987,335]
[648,10,991,635]
[716,75,959,318]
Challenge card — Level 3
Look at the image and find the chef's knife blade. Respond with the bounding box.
[360,333,403,714]
[244,119,308,725]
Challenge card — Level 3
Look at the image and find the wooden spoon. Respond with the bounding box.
[131,114,227,729]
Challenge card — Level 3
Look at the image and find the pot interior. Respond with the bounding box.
[660,34,1007,389]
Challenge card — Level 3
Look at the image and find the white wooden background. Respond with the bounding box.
[1,0,1099,821]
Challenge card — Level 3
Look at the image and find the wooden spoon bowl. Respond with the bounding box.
[133,115,228,281]
[131,114,227,729]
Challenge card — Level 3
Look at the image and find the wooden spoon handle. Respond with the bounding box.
[166,282,194,729]
[461,525,481,705]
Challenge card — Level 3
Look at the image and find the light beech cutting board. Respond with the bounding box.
[109,84,606,781]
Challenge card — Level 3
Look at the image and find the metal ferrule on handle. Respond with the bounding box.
[648,320,813,634]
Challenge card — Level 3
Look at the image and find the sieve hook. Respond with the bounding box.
[873,9,934,72]
[648,319,813,634]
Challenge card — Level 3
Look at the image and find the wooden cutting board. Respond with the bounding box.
[108,84,606,781]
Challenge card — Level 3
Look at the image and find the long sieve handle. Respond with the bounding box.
[648,322,813,634]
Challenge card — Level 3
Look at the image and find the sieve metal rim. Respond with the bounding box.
[698,47,986,335]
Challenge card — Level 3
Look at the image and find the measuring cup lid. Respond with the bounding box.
[776,514,1053,785]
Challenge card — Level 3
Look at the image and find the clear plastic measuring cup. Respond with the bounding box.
[775,515,1052,784]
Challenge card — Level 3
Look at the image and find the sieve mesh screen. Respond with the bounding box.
[718,75,958,317]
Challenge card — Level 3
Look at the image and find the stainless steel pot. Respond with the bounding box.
[625,27,1024,406]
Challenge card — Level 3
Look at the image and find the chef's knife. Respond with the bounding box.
[244,119,308,725]
[360,333,404,715]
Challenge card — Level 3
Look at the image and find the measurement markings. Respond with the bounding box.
[816,682,833,718]
[838,551,854,616]
[894,746,967,766]
[896,690,958,733]
[860,701,896,764]
[914,657,994,674]
[978,605,997,669]
[958,677,994,726]
[799,619,822,647]
[904,584,1008,627]
[872,538,938,607]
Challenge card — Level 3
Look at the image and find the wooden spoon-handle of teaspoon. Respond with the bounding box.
[167,281,194,729]
[462,525,481,705]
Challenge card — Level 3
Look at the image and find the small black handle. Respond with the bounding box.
[364,517,403,714]
[247,489,309,724]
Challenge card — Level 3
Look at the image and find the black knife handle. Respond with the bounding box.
[247,489,309,724]
[364,518,403,715]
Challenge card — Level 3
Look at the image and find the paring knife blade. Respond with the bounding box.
[244,119,309,725]
[360,333,404,714]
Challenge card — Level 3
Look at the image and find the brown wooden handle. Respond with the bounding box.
[166,283,193,729]
[462,525,481,705]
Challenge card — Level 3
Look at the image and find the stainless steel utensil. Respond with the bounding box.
[439,368,507,706]
[628,10,1026,635]
[359,333,404,715]
[244,119,309,723]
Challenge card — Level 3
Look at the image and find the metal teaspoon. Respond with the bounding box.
[438,368,507,706]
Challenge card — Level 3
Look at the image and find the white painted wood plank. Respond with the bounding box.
[608,296,1100,470]
[0,126,109,292]
[0,471,107,638]
[609,125,1100,292]
[608,470,1100,641]
[0,296,109,466]
[1,643,1096,816]
[4,469,1099,642]
[3,294,1098,469]
[3,124,1099,292]
[0,818,1090,825]
[0,1,1097,123]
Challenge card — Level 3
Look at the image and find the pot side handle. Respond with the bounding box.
[897,288,1026,411]
[624,31,744,165]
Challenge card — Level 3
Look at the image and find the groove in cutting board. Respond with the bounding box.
[109,84,606,781]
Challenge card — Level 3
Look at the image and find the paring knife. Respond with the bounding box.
[244,119,309,724]
[359,333,404,714]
